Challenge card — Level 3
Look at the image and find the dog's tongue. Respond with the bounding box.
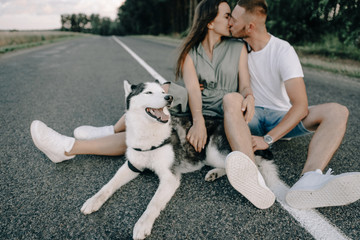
[153,108,169,121]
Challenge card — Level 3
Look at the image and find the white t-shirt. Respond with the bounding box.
[248,34,304,111]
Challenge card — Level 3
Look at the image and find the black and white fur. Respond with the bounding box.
[80,80,275,240]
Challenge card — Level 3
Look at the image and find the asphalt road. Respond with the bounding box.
[1,35,359,240]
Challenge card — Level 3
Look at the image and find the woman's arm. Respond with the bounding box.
[238,45,254,123]
[182,54,207,152]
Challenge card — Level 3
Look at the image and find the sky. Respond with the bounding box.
[0,0,126,30]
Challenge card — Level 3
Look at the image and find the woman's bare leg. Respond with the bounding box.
[66,132,127,156]
[114,115,126,133]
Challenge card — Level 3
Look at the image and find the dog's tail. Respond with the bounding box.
[255,156,281,189]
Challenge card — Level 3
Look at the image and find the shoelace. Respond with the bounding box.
[325,168,334,175]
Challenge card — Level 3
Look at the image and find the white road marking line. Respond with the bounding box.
[112,36,350,240]
[260,159,350,240]
[271,181,349,240]
[112,36,168,84]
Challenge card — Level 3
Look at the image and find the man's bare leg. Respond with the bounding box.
[301,103,349,174]
[285,103,360,209]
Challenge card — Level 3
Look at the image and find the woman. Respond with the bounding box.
[31,0,274,209]
[171,0,253,154]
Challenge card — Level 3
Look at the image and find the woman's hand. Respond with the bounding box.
[187,119,207,152]
[242,94,255,123]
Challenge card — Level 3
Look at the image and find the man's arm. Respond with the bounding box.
[253,77,309,150]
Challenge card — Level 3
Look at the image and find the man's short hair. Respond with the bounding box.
[237,0,268,16]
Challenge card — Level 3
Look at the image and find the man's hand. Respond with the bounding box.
[252,135,269,151]
[242,95,255,123]
[187,121,207,153]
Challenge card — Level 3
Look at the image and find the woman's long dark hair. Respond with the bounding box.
[175,0,228,80]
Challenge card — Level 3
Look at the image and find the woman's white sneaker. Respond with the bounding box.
[73,125,115,140]
[30,120,76,163]
[225,151,275,209]
[286,169,360,209]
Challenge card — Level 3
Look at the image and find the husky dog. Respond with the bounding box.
[80,80,275,239]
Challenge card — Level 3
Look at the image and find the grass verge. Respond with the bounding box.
[298,54,360,79]
[0,31,86,54]
[294,35,360,78]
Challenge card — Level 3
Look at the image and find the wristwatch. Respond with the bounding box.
[264,134,274,147]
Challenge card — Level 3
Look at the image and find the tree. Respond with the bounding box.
[99,17,112,36]
[331,0,360,46]
[70,14,80,32]
[61,14,71,31]
[90,14,101,34]
[117,0,190,35]
[78,13,89,33]
[266,0,359,46]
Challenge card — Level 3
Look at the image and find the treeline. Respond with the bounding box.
[60,0,359,47]
[60,14,120,35]
[117,0,199,36]
[266,0,360,46]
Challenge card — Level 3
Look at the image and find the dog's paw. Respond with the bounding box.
[133,218,153,240]
[80,195,104,215]
[205,168,226,182]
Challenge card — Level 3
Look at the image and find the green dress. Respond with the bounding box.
[169,38,244,118]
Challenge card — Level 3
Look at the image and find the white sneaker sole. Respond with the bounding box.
[226,152,275,209]
[286,174,360,209]
[31,120,74,163]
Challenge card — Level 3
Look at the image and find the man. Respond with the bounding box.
[227,0,360,209]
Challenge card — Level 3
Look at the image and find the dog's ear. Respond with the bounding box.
[154,79,160,85]
[124,80,132,98]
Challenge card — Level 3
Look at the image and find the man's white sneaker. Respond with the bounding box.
[225,151,275,209]
[73,125,115,140]
[286,169,360,209]
[30,120,76,163]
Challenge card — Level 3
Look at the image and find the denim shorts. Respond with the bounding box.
[248,106,313,139]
